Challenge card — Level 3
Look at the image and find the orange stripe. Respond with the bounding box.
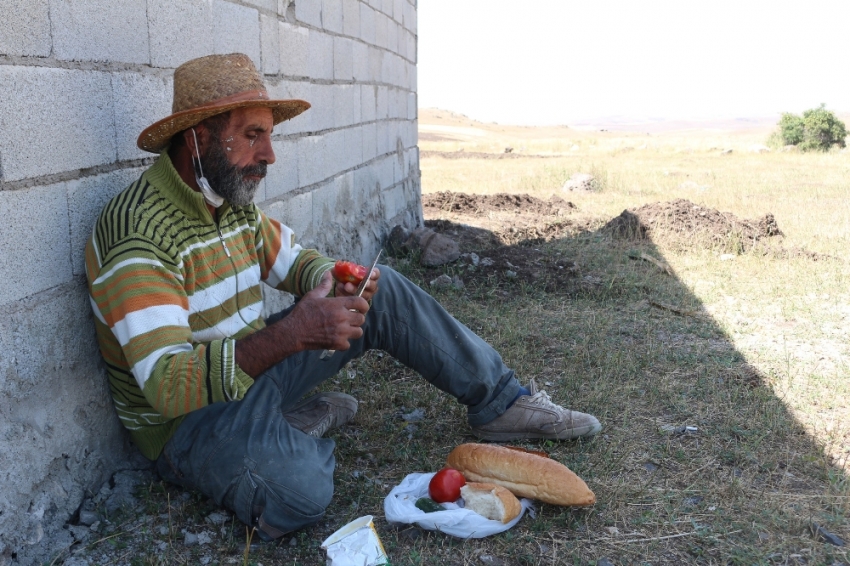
[101,291,187,327]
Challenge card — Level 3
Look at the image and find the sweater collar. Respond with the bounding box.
[144,152,231,223]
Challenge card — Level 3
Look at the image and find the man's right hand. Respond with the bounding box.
[288,270,370,352]
[234,270,370,378]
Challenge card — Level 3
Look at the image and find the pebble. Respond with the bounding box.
[78,510,99,526]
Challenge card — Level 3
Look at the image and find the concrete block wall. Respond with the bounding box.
[0,0,419,563]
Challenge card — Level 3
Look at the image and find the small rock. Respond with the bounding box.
[479,555,506,566]
[289,537,297,546]
[605,526,620,535]
[683,496,704,506]
[480,257,495,267]
[597,559,616,566]
[451,275,465,289]
[750,144,770,154]
[643,462,659,472]
[430,274,453,288]
[505,270,517,279]
[89,521,101,532]
[184,531,199,546]
[200,557,212,565]
[157,541,167,551]
[68,525,91,542]
[562,173,595,192]
[62,558,90,566]
[720,148,733,155]
[77,510,99,526]
[197,531,213,545]
[462,252,480,266]
[159,526,169,535]
[504,147,513,154]
[719,253,735,261]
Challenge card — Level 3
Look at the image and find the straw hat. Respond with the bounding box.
[137,53,310,153]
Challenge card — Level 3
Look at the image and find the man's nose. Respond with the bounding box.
[257,136,276,165]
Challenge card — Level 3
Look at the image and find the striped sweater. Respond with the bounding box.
[85,153,335,460]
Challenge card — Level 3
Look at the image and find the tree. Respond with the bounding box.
[774,105,847,151]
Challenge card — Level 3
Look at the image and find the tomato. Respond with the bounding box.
[428,468,466,503]
[332,260,368,285]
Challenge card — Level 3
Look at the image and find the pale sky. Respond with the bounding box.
[418,1,850,126]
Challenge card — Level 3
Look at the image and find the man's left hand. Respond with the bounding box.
[336,267,380,302]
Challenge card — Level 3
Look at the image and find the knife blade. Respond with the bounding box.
[320,249,382,360]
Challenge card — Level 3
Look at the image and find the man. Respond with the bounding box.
[86,53,601,539]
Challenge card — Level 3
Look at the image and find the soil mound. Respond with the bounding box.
[603,199,782,250]
[423,192,575,216]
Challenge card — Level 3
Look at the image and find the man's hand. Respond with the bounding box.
[335,267,380,302]
[235,271,369,377]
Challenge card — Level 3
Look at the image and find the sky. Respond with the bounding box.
[417,1,850,126]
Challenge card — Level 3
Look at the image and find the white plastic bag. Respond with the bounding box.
[384,472,534,538]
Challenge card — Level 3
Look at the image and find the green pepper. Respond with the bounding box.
[415,497,444,513]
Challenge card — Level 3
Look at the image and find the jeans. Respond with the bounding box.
[156,266,520,538]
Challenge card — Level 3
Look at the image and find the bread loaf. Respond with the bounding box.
[447,443,595,506]
[460,482,522,523]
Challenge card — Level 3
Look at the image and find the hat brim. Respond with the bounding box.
[137,98,311,154]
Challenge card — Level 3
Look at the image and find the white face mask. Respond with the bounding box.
[191,128,224,208]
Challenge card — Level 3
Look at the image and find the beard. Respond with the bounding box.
[202,140,267,207]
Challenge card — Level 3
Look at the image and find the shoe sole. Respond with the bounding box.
[471,421,602,442]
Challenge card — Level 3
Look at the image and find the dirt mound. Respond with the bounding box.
[423,192,575,216]
[603,199,782,250]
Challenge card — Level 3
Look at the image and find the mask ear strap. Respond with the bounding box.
[190,128,224,209]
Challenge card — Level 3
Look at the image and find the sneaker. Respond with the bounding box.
[471,379,601,441]
[283,392,358,437]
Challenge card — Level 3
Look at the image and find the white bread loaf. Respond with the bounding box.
[447,443,595,507]
[461,482,522,523]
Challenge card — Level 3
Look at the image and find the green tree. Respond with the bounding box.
[774,105,847,151]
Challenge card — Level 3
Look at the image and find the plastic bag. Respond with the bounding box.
[384,472,534,538]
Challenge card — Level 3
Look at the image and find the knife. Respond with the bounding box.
[320,249,382,360]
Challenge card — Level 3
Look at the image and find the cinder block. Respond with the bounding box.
[213,0,261,66]
[352,40,370,82]
[409,59,417,90]
[403,0,416,33]
[297,134,327,187]
[368,46,384,82]
[264,139,299,200]
[261,14,281,74]
[361,84,377,122]
[0,183,72,305]
[294,0,321,27]
[51,0,149,63]
[382,0,394,18]
[375,85,389,120]
[322,0,343,33]
[343,126,364,170]
[111,71,173,161]
[375,154,394,190]
[407,91,417,121]
[387,19,399,53]
[374,11,388,49]
[66,168,146,276]
[279,22,309,77]
[361,122,378,161]
[333,84,359,128]
[393,0,404,23]
[377,120,392,156]
[323,129,346,178]
[360,3,375,45]
[263,191,313,246]
[148,0,214,69]
[381,52,396,87]
[313,83,338,132]
[0,67,116,182]
[308,30,334,81]
[382,182,406,220]
[342,0,360,37]
[0,0,50,56]
[312,175,341,229]
[333,36,354,82]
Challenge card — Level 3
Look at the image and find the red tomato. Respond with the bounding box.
[428,468,466,503]
[332,260,368,285]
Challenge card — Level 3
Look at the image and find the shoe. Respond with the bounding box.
[283,392,358,437]
[471,379,601,441]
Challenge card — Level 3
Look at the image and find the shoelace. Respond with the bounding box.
[525,390,558,408]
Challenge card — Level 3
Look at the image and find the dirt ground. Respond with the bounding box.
[419,192,789,291]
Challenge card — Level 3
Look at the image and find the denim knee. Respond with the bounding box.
[229,439,336,539]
